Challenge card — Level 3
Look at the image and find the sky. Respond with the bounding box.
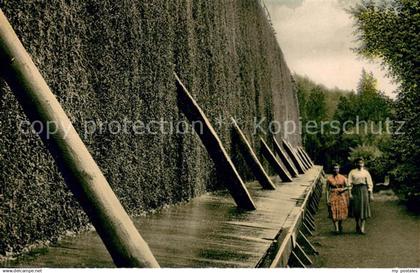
[265,0,398,98]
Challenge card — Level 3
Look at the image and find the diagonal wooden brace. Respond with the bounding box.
[296,147,312,169]
[294,242,313,265]
[231,118,276,190]
[0,10,159,268]
[281,139,306,174]
[288,250,306,268]
[260,138,293,182]
[298,230,319,255]
[175,73,256,210]
[272,136,299,177]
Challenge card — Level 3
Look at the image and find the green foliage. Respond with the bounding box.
[334,69,392,123]
[334,93,357,124]
[307,88,327,122]
[350,0,420,202]
[295,74,351,167]
[350,0,419,94]
[349,144,386,183]
[295,74,350,120]
[334,71,392,175]
[356,69,393,122]
[348,144,382,167]
[297,70,393,177]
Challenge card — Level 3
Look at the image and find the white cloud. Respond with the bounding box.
[266,0,398,97]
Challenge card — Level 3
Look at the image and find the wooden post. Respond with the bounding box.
[297,230,318,255]
[231,118,276,190]
[301,222,313,236]
[174,73,256,210]
[297,147,312,168]
[308,201,316,213]
[0,10,159,267]
[300,147,314,166]
[304,217,316,231]
[295,147,311,169]
[298,146,310,163]
[288,251,306,268]
[260,138,292,182]
[305,214,315,228]
[292,146,309,171]
[272,137,299,177]
[281,139,306,174]
[298,147,313,169]
[294,242,313,265]
[305,211,315,223]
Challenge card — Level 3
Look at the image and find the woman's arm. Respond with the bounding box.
[365,170,374,201]
[326,177,333,204]
[366,170,374,192]
[347,171,353,199]
[343,176,349,187]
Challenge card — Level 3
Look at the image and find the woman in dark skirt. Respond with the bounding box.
[348,158,374,234]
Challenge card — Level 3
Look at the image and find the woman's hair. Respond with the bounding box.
[354,157,364,164]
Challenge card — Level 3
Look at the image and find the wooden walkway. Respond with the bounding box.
[5,166,323,268]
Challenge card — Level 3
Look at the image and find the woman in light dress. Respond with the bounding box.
[348,158,374,234]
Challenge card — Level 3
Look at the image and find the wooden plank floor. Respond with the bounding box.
[4,166,323,268]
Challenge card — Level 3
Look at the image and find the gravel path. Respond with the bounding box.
[309,190,420,268]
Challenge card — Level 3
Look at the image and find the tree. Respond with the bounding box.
[294,75,350,167]
[350,0,420,203]
[334,93,357,124]
[356,69,392,122]
[294,71,393,170]
[357,69,377,95]
[306,87,327,122]
[332,70,392,175]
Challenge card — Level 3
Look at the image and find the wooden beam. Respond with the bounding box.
[304,217,316,231]
[283,140,307,171]
[301,222,313,236]
[260,138,292,182]
[272,137,299,177]
[267,228,294,268]
[300,147,314,166]
[295,147,311,170]
[298,146,312,167]
[307,216,316,229]
[174,73,256,210]
[295,242,313,265]
[288,250,306,268]
[291,143,310,171]
[291,145,310,171]
[305,216,315,231]
[0,10,159,268]
[305,210,315,223]
[305,213,315,226]
[308,202,318,214]
[281,139,306,174]
[297,230,319,255]
[297,147,312,169]
[231,118,276,190]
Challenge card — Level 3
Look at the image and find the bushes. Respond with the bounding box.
[348,144,385,183]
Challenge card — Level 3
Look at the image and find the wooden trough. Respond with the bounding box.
[5,166,324,268]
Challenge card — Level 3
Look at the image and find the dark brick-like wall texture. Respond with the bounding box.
[0,0,300,254]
